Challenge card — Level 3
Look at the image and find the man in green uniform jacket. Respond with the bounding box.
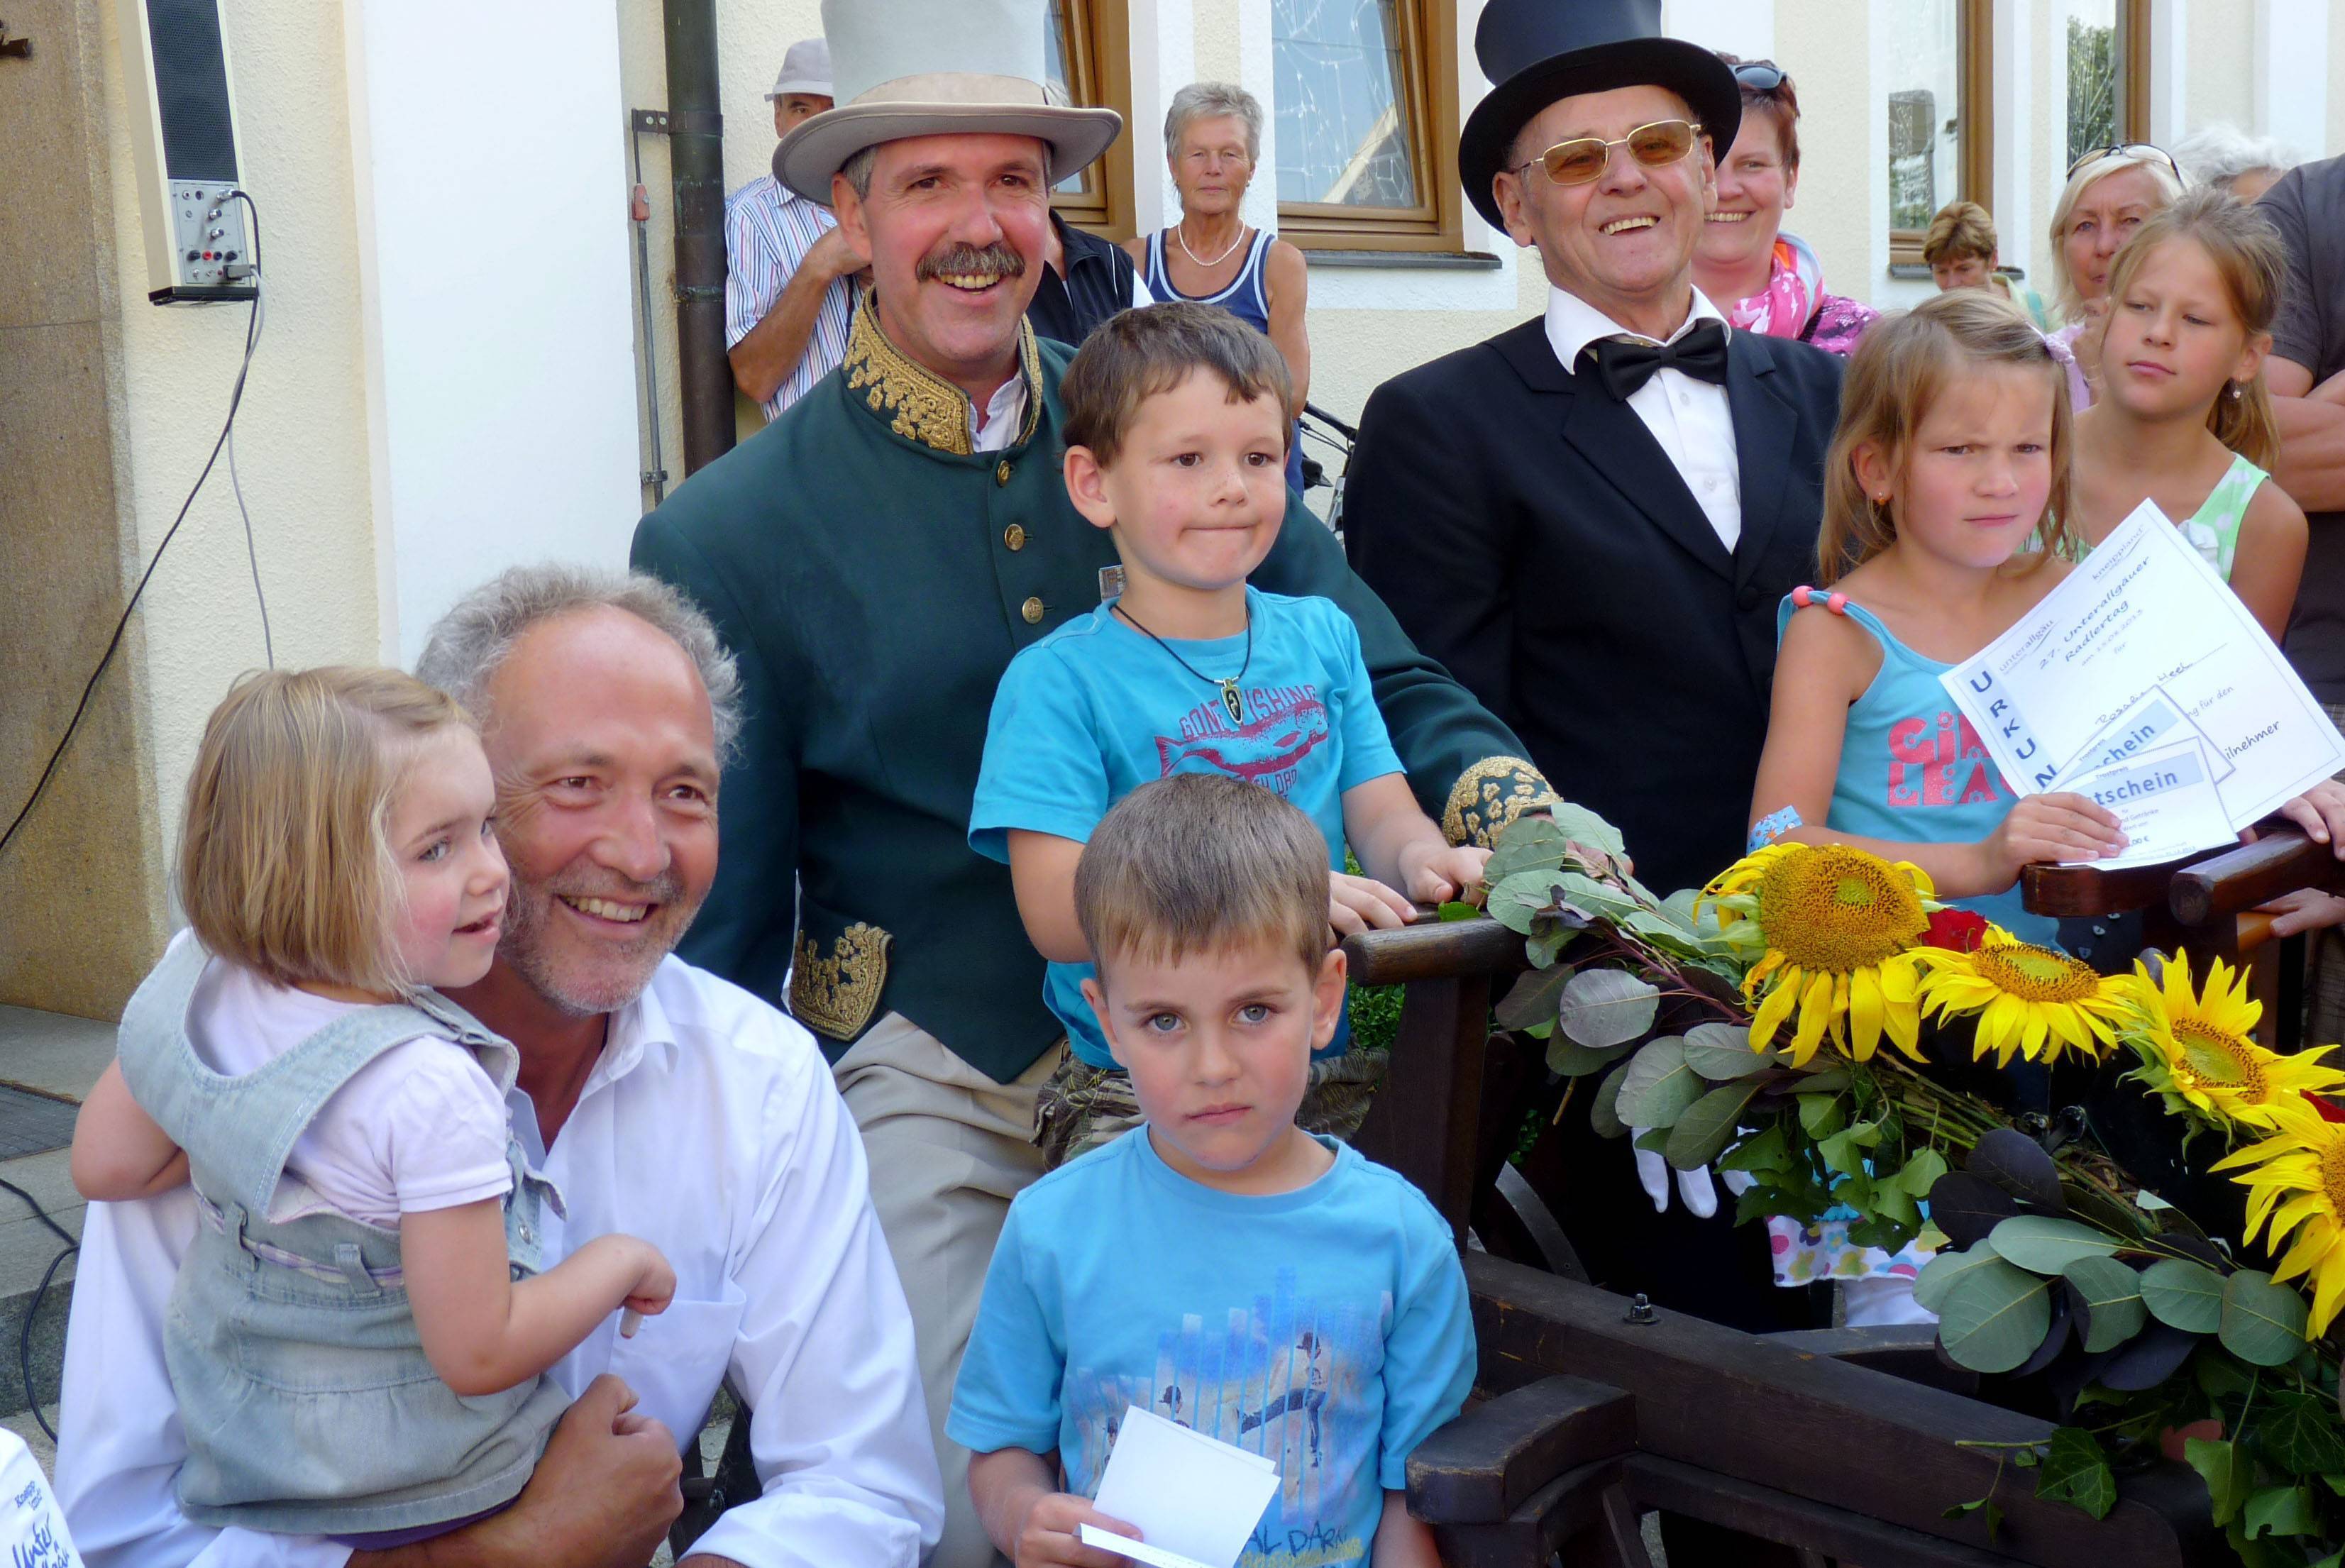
[631,2,1552,1559]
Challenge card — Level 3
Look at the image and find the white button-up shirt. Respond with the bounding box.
[54,956,943,1568]
[724,175,856,421]
[1545,285,1744,552]
[971,372,1030,454]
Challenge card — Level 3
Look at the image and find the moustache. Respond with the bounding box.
[915,242,1027,285]
[535,869,687,910]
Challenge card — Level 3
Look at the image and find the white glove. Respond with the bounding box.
[1631,1130,1718,1218]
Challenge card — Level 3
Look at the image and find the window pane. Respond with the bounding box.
[2060,0,2124,170]
[1272,0,1420,209]
[1885,0,1963,233]
[1044,0,1097,196]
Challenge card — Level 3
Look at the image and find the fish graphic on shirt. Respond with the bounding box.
[1155,701,1331,784]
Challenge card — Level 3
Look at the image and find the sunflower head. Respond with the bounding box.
[1705,844,1935,1067]
[2213,1098,2345,1334]
[2126,950,2345,1131]
[1916,926,2131,1067]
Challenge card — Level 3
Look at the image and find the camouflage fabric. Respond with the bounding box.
[1033,1047,1392,1170]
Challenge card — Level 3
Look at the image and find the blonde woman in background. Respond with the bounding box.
[2046,143,2187,408]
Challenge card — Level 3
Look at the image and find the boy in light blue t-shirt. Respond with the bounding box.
[970,303,1487,1166]
[949,775,1473,1568]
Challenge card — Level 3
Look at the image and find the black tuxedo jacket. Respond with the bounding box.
[1346,315,1845,898]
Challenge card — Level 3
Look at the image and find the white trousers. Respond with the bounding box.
[834,1015,1058,1568]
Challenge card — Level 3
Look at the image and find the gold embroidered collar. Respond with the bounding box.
[842,289,1043,456]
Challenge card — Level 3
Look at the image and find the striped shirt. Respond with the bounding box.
[724,174,856,419]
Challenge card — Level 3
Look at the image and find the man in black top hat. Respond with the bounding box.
[1345,0,1844,1334]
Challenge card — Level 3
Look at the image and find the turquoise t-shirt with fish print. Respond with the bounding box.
[971,586,1403,1066]
[947,1131,1474,1567]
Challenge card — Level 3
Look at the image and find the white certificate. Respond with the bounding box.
[1940,500,2345,830]
[2052,736,2237,870]
[1081,1406,1281,1568]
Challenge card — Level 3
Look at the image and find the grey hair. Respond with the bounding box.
[2173,123,2297,194]
[840,145,878,200]
[1164,81,1262,165]
[414,563,743,761]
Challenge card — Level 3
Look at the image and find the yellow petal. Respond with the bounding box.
[1848,966,1885,1058]
[1791,970,1836,1066]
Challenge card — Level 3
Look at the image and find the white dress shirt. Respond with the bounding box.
[1544,285,1744,553]
[971,371,1030,453]
[55,956,944,1568]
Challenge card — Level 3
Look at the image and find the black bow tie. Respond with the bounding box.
[1579,319,1731,400]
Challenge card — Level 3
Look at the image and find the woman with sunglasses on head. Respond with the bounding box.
[2046,143,2187,409]
[1692,56,1880,357]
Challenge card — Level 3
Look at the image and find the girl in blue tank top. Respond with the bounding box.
[1750,292,2131,949]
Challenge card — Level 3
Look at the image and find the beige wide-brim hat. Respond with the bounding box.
[776,0,1122,206]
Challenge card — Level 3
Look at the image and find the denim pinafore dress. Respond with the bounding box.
[114,937,572,1536]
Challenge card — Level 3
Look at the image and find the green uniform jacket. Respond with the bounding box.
[632,302,1552,1083]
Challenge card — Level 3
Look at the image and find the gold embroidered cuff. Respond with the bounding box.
[1442,756,1562,849]
[790,922,893,1041]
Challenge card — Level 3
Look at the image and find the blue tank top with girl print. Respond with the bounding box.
[1778,592,2062,948]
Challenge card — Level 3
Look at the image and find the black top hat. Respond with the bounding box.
[1459,0,1741,230]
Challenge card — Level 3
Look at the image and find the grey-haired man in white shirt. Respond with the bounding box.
[55,565,943,1568]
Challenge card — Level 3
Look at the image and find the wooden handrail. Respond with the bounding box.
[1342,915,1525,987]
[2172,829,2344,924]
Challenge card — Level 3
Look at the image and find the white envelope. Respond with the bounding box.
[1080,1406,1281,1568]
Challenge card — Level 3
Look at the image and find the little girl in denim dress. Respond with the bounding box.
[70,668,674,1547]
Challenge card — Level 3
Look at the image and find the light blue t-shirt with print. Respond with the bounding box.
[947,1132,1475,1568]
[970,587,1405,1066]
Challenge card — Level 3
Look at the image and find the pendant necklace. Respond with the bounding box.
[1115,602,1252,724]
[1176,219,1251,270]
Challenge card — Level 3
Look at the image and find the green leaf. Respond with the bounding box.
[1527,921,1574,969]
[1556,968,1660,1049]
[1719,1124,1792,1177]
[2258,1390,2345,1476]
[1589,1059,1633,1139]
[1682,1022,1777,1079]
[2140,1257,2227,1333]
[1942,1496,2004,1544]
[1667,1080,1767,1171]
[1487,871,1565,935]
[1615,1037,1704,1129]
[1484,815,1571,881]
[1494,966,1573,1031]
[1816,1120,1883,1179]
[2244,1485,2321,1538]
[2034,1428,2119,1520]
[1632,1127,1671,1154]
[2221,1269,2312,1367]
[1546,1037,1638,1078]
[1936,1259,2054,1374]
[1988,1215,2125,1274]
[1914,1241,2005,1315]
[1545,802,1628,858]
[1887,1149,1951,1198]
[2062,1255,2148,1353]
[2187,1437,2251,1527]
[1798,1093,1845,1139]
[1435,900,1481,922]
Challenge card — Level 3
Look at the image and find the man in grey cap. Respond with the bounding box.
[724,36,863,420]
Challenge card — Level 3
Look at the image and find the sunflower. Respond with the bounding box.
[1914,925,2133,1067]
[2213,1099,2345,1334]
[1702,843,1933,1067]
[2126,951,2345,1130]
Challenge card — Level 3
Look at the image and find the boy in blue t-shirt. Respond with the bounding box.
[970,303,1487,1166]
[950,775,1474,1568]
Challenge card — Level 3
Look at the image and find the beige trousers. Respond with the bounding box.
[834,1015,1059,1568]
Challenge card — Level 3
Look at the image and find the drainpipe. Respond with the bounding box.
[663,0,734,475]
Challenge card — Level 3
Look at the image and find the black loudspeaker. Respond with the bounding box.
[121,0,257,302]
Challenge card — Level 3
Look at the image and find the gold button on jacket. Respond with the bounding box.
[1020,596,1045,624]
[1003,524,1027,551]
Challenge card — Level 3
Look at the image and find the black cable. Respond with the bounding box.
[0,1176,77,1445]
[0,215,267,866]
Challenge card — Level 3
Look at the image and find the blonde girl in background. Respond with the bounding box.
[2071,187,2308,639]
[70,668,673,1548]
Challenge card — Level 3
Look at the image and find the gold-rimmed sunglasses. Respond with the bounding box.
[1511,119,1705,187]
[2065,142,2181,181]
